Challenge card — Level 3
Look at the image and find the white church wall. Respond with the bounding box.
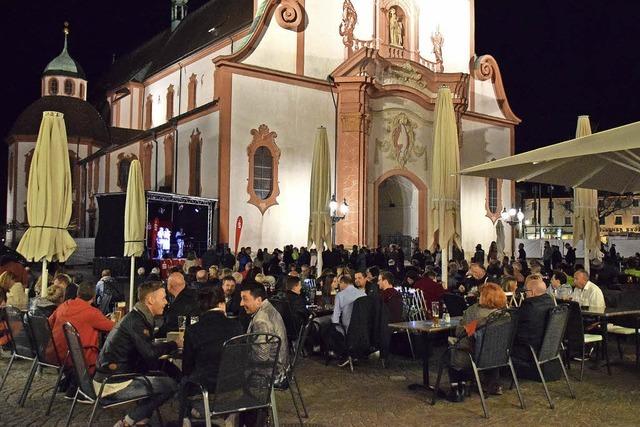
[304,0,345,80]
[243,10,298,74]
[473,79,506,119]
[419,0,472,74]
[131,86,142,129]
[460,119,513,257]
[351,0,375,41]
[119,95,132,128]
[229,73,336,249]
[15,142,36,224]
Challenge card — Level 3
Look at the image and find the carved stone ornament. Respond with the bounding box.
[275,0,304,31]
[381,62,427,91]
[246,124,281,215]
[339,0,358,48]
[376,112,425,168]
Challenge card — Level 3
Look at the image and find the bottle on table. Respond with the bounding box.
[442,303,450,324]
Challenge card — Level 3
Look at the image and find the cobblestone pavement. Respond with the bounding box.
[1,343,639,427]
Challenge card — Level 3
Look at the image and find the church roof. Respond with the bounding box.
[43,25,86,79]
[10,96,109,146]
[97,0,253,92]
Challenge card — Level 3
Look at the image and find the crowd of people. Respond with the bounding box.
[0,237,636,424]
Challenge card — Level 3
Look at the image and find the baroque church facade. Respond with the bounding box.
[6,0,520,256]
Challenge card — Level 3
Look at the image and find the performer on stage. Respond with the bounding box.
[176,228,185,258]
[156,227,165,259]
[162,227,172,257]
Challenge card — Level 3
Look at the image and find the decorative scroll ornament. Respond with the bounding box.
[339,0,358,48]
[275,0,303,31]
[376,113,425,168]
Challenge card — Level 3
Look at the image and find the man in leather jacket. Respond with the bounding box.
[95,281,180,426]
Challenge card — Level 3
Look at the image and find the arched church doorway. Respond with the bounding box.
[377,174,419,254]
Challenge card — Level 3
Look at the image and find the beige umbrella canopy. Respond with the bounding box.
[308,127,332,273]
[573,116,601,270]
[17,111,76,294]
[124,159,146,309]
[460,120,640,194]
[429,86,461,287]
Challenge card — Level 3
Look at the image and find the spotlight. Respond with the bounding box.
[194,208,200,213]
[178,204,184,211]
[158,207,165,214]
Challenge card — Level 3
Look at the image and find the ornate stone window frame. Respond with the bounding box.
[188,74,197,110]
[247,124,281,215]
[166,84,174,120]
[145,94,153,129]
[485,177,503,224]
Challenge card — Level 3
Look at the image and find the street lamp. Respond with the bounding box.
[330,194,349,247]
[501,207,524,226]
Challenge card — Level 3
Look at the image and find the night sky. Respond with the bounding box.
[2,0,640,222]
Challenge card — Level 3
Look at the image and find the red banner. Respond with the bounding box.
[234,216,243,255]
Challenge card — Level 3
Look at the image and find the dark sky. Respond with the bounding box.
[2,0,640,222]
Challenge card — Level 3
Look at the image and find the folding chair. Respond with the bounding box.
[0,306,37,406]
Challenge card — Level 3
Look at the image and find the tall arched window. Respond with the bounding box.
[49,79,59,95]
[485,177,504,224]
[166,85,174,120]
[253,146,273,199]
[247,124,281,214]
[64,79,74,95]
[145,94,153,129]
[188,74,197,110]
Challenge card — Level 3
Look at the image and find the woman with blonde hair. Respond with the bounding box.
[29,284,65,317]
[0,271,27,310]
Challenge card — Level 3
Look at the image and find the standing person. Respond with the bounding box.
[0,256,29,291]
[542,241,552,272]
[175,228,185,258]
[472,244,485,266]
[564,243,576,266]
[378,271,403,323]
[517,243,527,263]
[488,241,498,262]
[95,281,180,426]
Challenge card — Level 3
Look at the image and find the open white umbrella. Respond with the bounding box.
[428,87,461,288]
[573,116,601,273]
[460,120,640,194]
[124,160,146,310]
[308,127,332,274]
[17,111,76,295]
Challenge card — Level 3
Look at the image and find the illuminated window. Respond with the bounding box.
[49,79,59,95]
[633,215,639,225]
[614,215,623,225]
[247,124,281,214]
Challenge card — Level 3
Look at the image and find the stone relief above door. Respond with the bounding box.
[376,112,425,168]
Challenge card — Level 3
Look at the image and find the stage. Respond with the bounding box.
[94,191,217,259]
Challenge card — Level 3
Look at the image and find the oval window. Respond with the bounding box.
[253,146,273,200]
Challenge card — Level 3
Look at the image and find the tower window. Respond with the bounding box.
[64,79,74,95]
[49,79,59,95]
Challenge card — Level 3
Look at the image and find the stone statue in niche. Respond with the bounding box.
[389,7,403,47]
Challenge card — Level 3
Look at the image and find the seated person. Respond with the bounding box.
[414,269,445,309]
[446,283,507,402]
[511,276,556,378]
[571,269,605,308]
[0,271,27,310]
[180,287,242,423]
[365,267,380,296]
[285,276,311,338]
[194,269,209,288]
[95,281,180,427]
[547,270,573,300]
[0,289,10,348]
[222,275,241,316]
[378,271,403,323]
[241,282,289,379]
[460,263,487,296]
[158,272,200,337]
[29,284,65,318]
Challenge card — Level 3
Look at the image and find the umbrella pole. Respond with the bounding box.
[441,246,448,290]
[129,256,135,311]
[41,259,48,296]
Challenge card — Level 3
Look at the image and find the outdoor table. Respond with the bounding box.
[388,317,460,391]
[579,306,640,374]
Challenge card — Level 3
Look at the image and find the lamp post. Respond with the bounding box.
[330,194,349,247]
[501,207,525,256]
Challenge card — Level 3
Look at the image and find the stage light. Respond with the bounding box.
[178,204,184,211]
[194,208,200,213]
[158,207,165,214]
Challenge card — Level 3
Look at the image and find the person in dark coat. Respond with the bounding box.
[564,243,576,266]
[158,272,200,337]
[180,287,242,421]
[511,276,556,375]
[200,246,219,271]
[222,275,241,316]
[285,276,310,336]
[378,271,403,323]
[472,244,485,266]
[222,248,236,269]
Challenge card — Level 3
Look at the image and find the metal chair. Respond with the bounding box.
[0,306,37,405]
[608,316,640,367]
[187,333,282,427]
[432,310,525,418]
[23,314,65,413]
[441,293,467,317]
[563,301,607,381]
[277,314,313,425]
[62,322,164,426]
[529,305,575,409]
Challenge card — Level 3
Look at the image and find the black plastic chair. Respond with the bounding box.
[23,314,65,413]
[563,301,606,381]
[62,322,164,427]
[277,314,313,425]
[186,333,283,427]
[529,305,575,408]
[0,306,37,405]
[432,310,525,418]
[442,293,467,317]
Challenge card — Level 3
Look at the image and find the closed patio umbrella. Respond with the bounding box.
[124,159,146,310]
[17,111,76,295]
[429,87,461,289]
[308,127,332,274]
[573,116,601,273]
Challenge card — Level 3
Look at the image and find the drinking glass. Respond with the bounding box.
[431,302,440,326]
[178,316,186,332]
